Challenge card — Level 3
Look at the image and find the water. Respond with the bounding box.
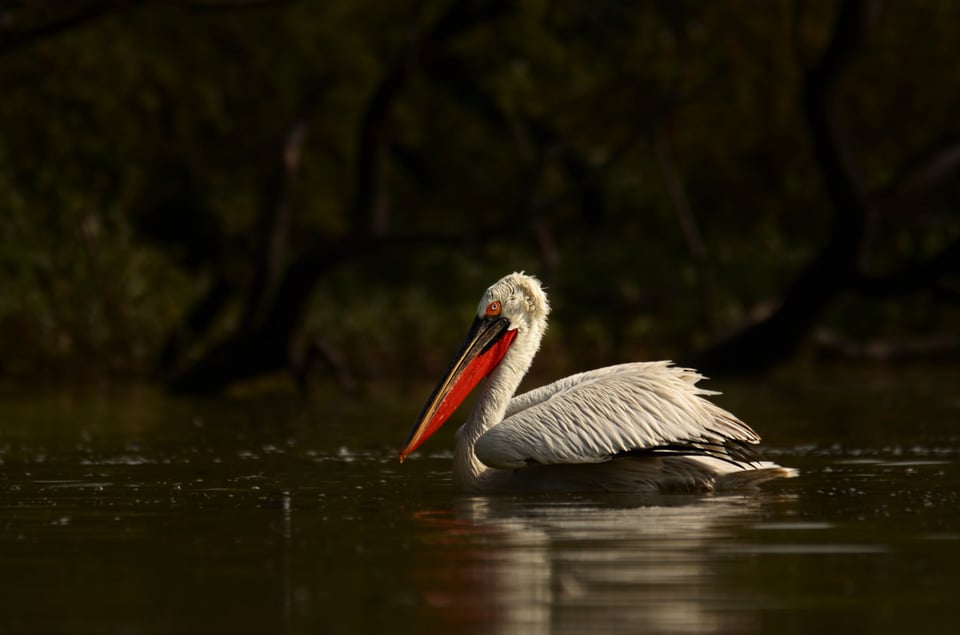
[0,366,958,634]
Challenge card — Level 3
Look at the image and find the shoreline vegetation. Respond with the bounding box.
[2,1,959,392]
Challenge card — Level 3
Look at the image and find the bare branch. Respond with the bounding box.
[0,0,288,53]
[352,0,513,238]
[240,94,318,331]
[0,1,140,53]
[815,329,960,362]
[869,136,960,207]
[690,0,874,374]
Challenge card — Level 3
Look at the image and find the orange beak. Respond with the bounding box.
[399,315,516,462]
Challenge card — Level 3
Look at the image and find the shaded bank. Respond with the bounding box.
[1,1,959,391]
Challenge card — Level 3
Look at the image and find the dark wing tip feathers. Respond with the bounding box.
[615,437,763,467]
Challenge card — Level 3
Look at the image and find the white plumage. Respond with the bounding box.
[477,362,757,468]
[400,272,796,493]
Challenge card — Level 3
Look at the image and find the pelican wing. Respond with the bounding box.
[475,362,761,469]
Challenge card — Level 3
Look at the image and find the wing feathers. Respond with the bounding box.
[475,362,762,470]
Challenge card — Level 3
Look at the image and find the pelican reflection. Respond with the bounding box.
[413,494,790,634]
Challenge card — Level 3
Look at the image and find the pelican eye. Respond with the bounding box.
[485,301,502,317]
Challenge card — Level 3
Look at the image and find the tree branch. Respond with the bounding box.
[0,0,287,54]
[0,1,141,53]
[869,135,960,206]
[240,93,319,331]
[690,0,873,373]
[352,0,512,238]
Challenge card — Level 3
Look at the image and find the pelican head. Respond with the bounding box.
[478,272,550,335]
[399,273,550,462]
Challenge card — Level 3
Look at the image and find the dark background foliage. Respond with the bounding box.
[2,0,959,391]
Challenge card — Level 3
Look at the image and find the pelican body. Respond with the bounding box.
[399,273,795,493]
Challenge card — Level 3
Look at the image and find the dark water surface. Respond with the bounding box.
[1,366,958,634]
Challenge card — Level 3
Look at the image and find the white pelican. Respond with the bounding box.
[399,272,796,493]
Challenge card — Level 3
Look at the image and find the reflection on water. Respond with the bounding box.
[413,495,785,634]
[402,453,959,634]
[0,367,958,634]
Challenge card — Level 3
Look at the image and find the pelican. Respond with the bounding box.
[399,272,796,493]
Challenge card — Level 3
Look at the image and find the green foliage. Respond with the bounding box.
[1,1,958,382]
